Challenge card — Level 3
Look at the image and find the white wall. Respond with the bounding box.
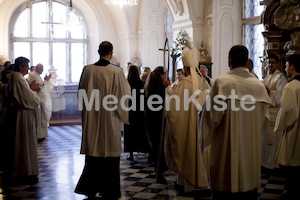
[0,0,20,61]
[211,0,242,79]
[140,0,166,71]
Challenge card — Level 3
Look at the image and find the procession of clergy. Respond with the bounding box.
[1,42,300,200]
[0,59,53,184]
[158,46,300,200]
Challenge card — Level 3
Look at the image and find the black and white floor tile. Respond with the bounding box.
[0,125,287,200]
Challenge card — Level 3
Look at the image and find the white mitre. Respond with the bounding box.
[182,47,200,93]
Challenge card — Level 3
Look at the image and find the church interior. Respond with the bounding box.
[0,0,299,199]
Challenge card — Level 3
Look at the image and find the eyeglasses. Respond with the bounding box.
[21,63,29,67]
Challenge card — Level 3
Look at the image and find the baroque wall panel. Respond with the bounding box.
[220,13,233,75]
[148,31,159,68]
[221,0,233,6]
[212,0,242,79]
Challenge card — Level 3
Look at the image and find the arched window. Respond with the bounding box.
[243,0,265,80]
[10,0,88,84]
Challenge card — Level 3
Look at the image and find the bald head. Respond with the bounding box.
[35,63,44,75]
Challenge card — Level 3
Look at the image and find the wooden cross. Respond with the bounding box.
[159,38,170,78]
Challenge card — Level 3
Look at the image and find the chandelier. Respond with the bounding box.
[103,0,138,8]
[66,0,83,31]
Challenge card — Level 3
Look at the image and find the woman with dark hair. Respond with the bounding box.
[145,67,166,99]
[124,65,150,161]
[144,66,168,183]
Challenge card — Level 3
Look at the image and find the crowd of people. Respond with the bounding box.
[0,58,53,185]
[1,41,300,200]
[76,42,300,200]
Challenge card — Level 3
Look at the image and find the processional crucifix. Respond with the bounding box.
[156,38,181,182]
[159,38,171,78]
[159,38,181,82]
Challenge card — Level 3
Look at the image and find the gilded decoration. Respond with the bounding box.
[199,41,211,63]
[273,4,300,30]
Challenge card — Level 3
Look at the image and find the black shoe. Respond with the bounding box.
[85,193,99,200]
[148,154,153,164]
[280,193,289,200]
[27,175,39,185]
[157,176,167,184]
[127,155,134,161]
[38,138,46,142]
[192,189,212,198]
[14,175,39,185]
[102,195,120,200]
[173,179,184,192]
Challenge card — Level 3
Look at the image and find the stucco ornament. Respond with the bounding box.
[199,41,211,63]
[172,0,184,16]
[131,53,142,68]
[174,29,187,51]
[274,4,300,30]
[280,0,300,5]
[284,31,300,52]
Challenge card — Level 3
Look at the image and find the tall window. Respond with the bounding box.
[243,0,265,80]
[11,0,87,84]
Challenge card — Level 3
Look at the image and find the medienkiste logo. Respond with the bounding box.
[78,89,257,112]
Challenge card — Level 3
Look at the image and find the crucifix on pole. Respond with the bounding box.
[159,38,170,78]
[159,38,182,82]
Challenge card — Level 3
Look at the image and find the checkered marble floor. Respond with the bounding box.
[0,125,287,200]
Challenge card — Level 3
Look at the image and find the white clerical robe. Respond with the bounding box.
[10,72,41,176]
[262,69,288,169]
[201,67,271,193]
[165,75,211,188]
[275,78,300,167]
[79,64,130,157]
[251,71,259,79]
[27,71,54,139]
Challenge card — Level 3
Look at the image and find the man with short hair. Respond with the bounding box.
[199,65,214,86]
[275,54,300,200]
[9,57,41,183]
[30,66,35,72]
[4,61,11,69]
[171,68,185,89]
[127,62,132,69]
[75,41,130,199]
[176,68,185,81]
[201,45,271,199]
[27,63,53,139]
[262,54,288,170]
